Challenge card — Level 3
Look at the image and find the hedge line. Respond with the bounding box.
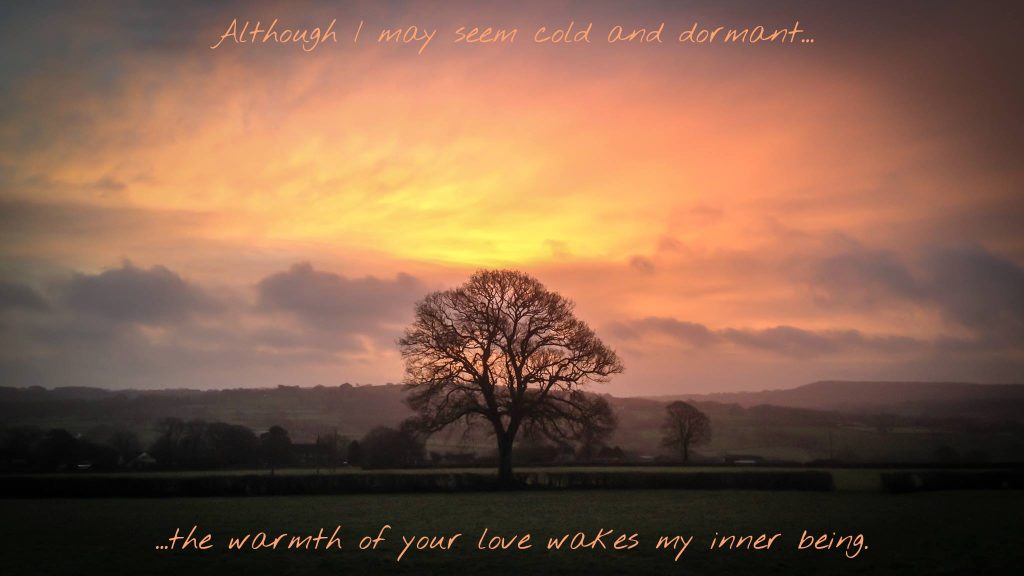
[880,470,1024,493]
[0,470,834,498]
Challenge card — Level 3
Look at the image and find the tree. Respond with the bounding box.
[204,422,259,468]
[316,429,344,471]
[38,429,77,471]
[346,439,362,467]
[576,396,617,460]
[661,401,711,463]
[260,425,292,474]
[359,420,425,469]
[150,417,187,467]
[107,430,143,463]
[399,269,623,486]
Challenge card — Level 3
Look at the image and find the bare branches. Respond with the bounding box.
[398,270,624,480]
[661,401,711,462]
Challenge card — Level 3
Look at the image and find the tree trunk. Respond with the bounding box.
[682,443,689,463]
[497,435,515,488]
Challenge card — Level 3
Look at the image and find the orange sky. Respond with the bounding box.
[1,1,1022,394]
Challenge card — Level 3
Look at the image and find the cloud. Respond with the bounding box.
[0,281,49,312]
[924,246,1024,342]
[809,248,922,308]
[0,199,217,267]
[255,262,424,334]
[629,255,655,274]
[611,316,925,359]
[63,261,219,325]
[610,317,716,347]
[806,244,1024,344]
[0,260,420,389]
[718,326,923,358]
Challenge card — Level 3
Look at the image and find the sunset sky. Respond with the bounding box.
[1,0,1022,395]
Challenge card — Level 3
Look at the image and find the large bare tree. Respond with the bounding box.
[399,270,623,485]
[661,401,711,463]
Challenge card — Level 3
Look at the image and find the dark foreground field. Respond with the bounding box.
[2,490,1021,575]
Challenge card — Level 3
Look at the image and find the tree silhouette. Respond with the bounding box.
[316,429,343,471]
[661,401,711,462]
[346,439,362,466]
[399,269,623,486]
[260,425,292,474]
[359,420,425,469]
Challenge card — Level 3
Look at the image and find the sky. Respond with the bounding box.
[1,0,1022,395]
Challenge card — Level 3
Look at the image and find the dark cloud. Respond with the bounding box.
[0,260,419,389]
[807,244,1024,344]
[0,281,49,312]
[256,262,424,333]
[0,199,214,263]
[0,199,209,238]
[733,0,1024,171]
[629,255,655,274]
[63,261,218,325]
[610,317,717,348]
[719,326,922,358]
[612,316,925,359]
[924,246,1024,342]
[809,248,923,308]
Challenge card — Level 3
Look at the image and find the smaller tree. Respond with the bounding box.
[346,439,362,467]
[661,401,711,463]
[359,420,425,469]
[260,425,292,474]
[108,430,143,463]
[316,429,344,472]
[38,429,77,471]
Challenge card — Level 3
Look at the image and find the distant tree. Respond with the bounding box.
[150,417,187,467]
[260,425,293,474]
[79,426,136,470]
[76,439,119,471]
[512,431,563,465]
[316,429,344,471]
[181,419,209,464]
[38,429,77,471]
[0,426,44,469]
[661,401,711,463]
[598,445,625,460]
[150,419,260,470]
[204,422,260,468]
[399,269,623,486]
[346,439,362,467]
[575,397,617,460]
[108,430,143,463]
[359,421,425,469]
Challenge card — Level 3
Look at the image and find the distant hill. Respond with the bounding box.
[0,383,414,443]
[2,380,1023,463]
[652,380,1024,419]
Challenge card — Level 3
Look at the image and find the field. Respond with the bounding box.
[2,489,1021,575]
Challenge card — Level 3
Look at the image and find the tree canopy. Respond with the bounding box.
[661,401,711,462]
[399,269,623,484]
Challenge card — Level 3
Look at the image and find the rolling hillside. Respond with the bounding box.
[2,380,1022,463]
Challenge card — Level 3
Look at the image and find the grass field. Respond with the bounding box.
[2,490,1021,575]
[1,466,991,493]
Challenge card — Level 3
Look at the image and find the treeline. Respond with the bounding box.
[0,419,349,473]
[0,416,630,473]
